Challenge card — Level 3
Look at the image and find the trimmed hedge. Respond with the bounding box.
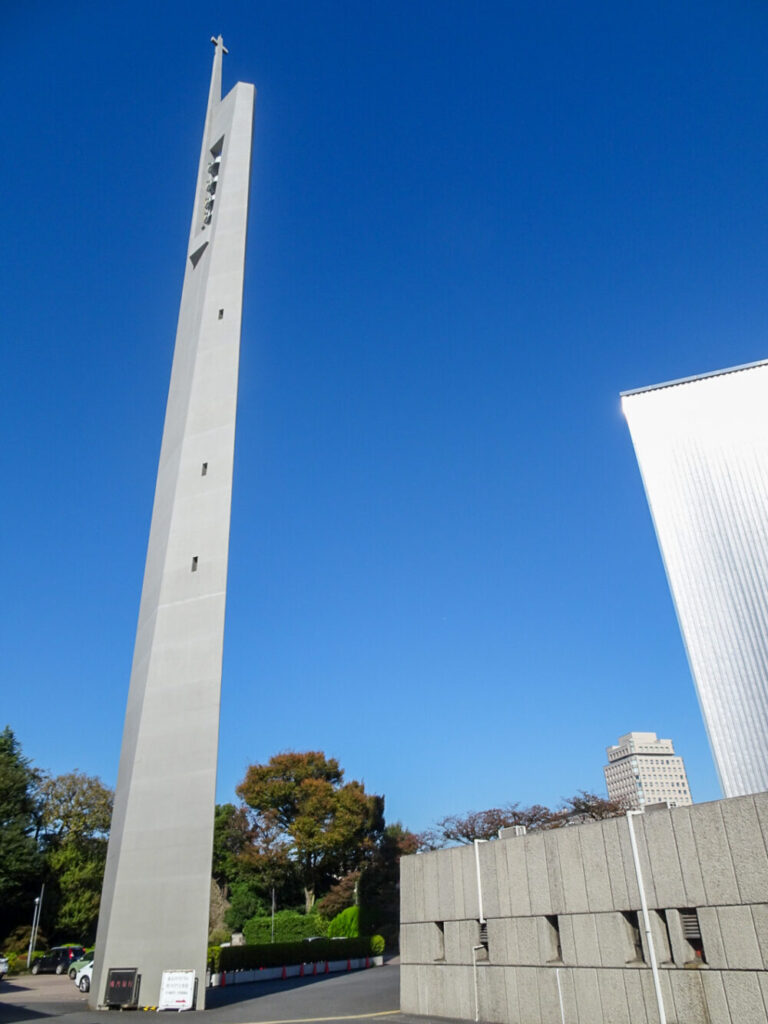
[218,936,382,972]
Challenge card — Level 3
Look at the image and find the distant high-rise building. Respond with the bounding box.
[604,732,692,809]
[622,361,768,798]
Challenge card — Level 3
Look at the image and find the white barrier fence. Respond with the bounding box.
[210,955,384,987]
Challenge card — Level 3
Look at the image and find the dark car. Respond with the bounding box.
[31,946,86,975]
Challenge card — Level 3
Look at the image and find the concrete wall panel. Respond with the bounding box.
[556,828,590,913]
[527,835,553,916]
[480,966,509,1024]
[572,967,604,1024]
[486,917,507,965]
[480,842,501,920]
[411,854,427,925]
[595,912,636,968]
[494,839,512,918]
[697,906,727,969]
[669,806,708,907]
[399,964,419,1014]
[437,844,457,920]
[516,966,543,1024]
[690,802,740,905]
[616,817,643,908]
[629,815,658,909]
[718,905,763,970]
[579,823,613,912]
[536,967,566,1024]
[445,919,478,965]
[721,797,768,904]
[598,968,631,1024]
[570,913,601,967]
[700,971,732,1024]
[668,970,709,1024]
[621,968,650,1023]
[421,851,441,922]
[750,903,768,968]
[542,833,565,915]
[400,855,416,924]
[505,837,532,916]
[642,808,686,909]
[515,916,541,966]
[603,818,631,909]
[460,845,480,921]
[722,971,767,1024]
[450,845,468,920]
[503,966,523,1024]
[558,915,577,966]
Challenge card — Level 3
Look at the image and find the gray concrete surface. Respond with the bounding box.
[92,38,254,1012]
[0,961,419,1023]
[401,793,768,1023]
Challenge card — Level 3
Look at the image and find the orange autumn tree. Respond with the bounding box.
[236,751,384,913]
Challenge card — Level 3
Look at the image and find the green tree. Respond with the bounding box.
[237,751,384,913]
[0,727,43,941]
[358,823,418,944]
[212,803,251,897]
[39,771,113,942]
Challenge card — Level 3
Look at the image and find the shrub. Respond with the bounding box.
[208,927,231,947]
[243,910,327,945]
[207,945,221,972]
[218,935,381,972]
[327,906,359,938]
[370,935,385,955]
[2,925,48,956]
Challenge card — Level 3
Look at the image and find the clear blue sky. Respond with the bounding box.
[4,2,767,832]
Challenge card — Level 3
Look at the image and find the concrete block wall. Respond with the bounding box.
[400,793,768,1023]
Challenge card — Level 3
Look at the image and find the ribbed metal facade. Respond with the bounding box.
[622,360,768,798]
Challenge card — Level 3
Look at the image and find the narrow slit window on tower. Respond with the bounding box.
[201,462,208,476]
[191,556,199,572]
[545,915,563,963]
[218,309,224,319]
[433,921,445,961]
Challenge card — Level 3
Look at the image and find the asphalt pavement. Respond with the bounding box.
[0,960,463,1024]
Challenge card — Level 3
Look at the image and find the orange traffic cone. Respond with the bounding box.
[299,963,304,977]
[281,965,287,979]
[312,961,317,976]
[346,959,352,971]
[324,961,330,974]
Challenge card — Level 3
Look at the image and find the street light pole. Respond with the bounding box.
[26,884,44,968]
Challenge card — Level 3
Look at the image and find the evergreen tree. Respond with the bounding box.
[0,727,43,941]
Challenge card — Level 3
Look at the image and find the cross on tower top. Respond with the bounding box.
[210,35,229,54]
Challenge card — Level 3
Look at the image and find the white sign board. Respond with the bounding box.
[158,969,196,1011]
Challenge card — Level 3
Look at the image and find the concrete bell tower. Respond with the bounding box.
[92,39,254,1010]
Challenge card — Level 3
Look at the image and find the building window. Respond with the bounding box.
[433,921,445,961]
[476,921,489,961]
[218,309,224,319]
[545,915,563,963]
[202,462,208,476]
[679,909,706,964]
[191,556,198,572]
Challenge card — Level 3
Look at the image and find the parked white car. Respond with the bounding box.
[75,960,93,993]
